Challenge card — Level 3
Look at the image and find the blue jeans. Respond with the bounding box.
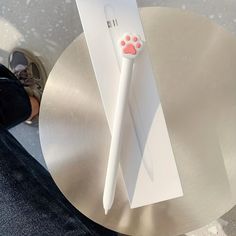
[0,64,117,236]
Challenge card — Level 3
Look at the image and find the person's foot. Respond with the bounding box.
[8,48,47,124]
[8,48,47,102]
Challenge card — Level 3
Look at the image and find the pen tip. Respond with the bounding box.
[105,209,109,215]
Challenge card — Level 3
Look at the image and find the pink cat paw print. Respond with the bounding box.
[119,33,144,59]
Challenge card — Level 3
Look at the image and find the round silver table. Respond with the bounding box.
[39,7,236,236]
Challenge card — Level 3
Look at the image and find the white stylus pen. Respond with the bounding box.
[103,33,144,215]
[104,5,154,181]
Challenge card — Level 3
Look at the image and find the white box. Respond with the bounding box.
[75,0,183,208]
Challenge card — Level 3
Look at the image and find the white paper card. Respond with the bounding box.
[75,0,183,208]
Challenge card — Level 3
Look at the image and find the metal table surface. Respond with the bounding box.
[39,7,236,236]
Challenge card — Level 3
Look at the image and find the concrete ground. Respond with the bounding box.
[0,0,235,235]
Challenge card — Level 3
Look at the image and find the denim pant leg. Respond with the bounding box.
[0,64,31,129]
[0,125,117,236]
